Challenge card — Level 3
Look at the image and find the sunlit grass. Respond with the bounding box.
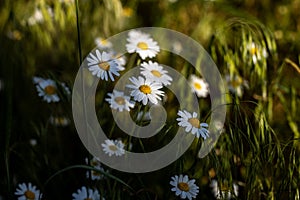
[1,0,299,199]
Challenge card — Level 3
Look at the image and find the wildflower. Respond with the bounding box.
[15,182,42,200]
[33,76,71,103]
[170,174,199,200]
[105,90,135,112]
[35,78,60,103]
[122,7,133,17]
[128,30,150,40]
[225,74,248,97]
[6,30,22,40]
[49,115,70,127]
[72,186,101,200]
[126,30,160,59]
[247,42,268,64]
[177,110,209,140]
[94,37,112,49]
[85,157,106,180]
[140,61,173,86]
[28,7,53,26]
[126,76,164,105]
[29,139,37,146]
[59,0,74,4]
[188,75,209,98]
[102,139,125,157]
[112,52,126,68]
[172,41,182,54]
[210,180,238,199]
[87,50,122,81]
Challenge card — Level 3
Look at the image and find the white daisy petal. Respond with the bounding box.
[72,186,102,200]
[177,109,210,140]
[102,139,125,157]
[126,76,164,106]
[126,31,160,60]
[189,74,209,98]
[87,50,122,81]
[170,174,199,200]
[15,182,42,200]
[105,90,135,112]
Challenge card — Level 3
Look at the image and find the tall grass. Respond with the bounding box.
[0,0,299,199]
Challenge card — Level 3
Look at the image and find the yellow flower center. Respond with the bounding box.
[220,183,229,191]
[250,46,258,55]
[137,42,148,50]
[178,182,190,192]
[44,85,56,95]
[101,39,108,45]
[151,70,162,77]
[231,77,243,88]
[98,62,110,71]
[109,145,118,151]
[92,170,102,177]
[139,85,152,94]
[13,30,22,40]
[91,160,98,166]
[123,7,133,17]
[188,118,200,128]
[114,96,126,105]
[24,190,35,200]
[194,82,202,90]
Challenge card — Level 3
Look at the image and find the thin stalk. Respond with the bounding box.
[75,0,82,64]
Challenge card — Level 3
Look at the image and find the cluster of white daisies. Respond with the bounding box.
[17,30,245,200]
[14,176,238,200]
[14,182,103,200]
[87,30,212,158]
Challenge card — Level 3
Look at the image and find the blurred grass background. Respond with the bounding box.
[0,0,300,199]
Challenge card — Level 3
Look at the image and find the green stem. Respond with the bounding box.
[75,0,82,64]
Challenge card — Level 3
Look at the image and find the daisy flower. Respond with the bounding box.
[128,30,151,40]
[140,61,173,86]
[49,115,70,127]
[85,157,106,180]
[105,90,135,112]
[6,29,22,41]
[126,76,164,105]
[87,50,121,81]
[170,174,199,200]
[28,7,53,26]
[177,110,209,140]
[247,42,268,64]
[29,138,37,146]
[225,74,249,97]
[35,78,60,103]
[101,139,125,157]
[15,182,42,200]
[210,180,239,199]
[126,31,160,59]
[72,186,101,200]
[112,52,127,68]
[59,0,74,4]
[33,77,70,102]
[94,37,112,49]
[188,74,209,98]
